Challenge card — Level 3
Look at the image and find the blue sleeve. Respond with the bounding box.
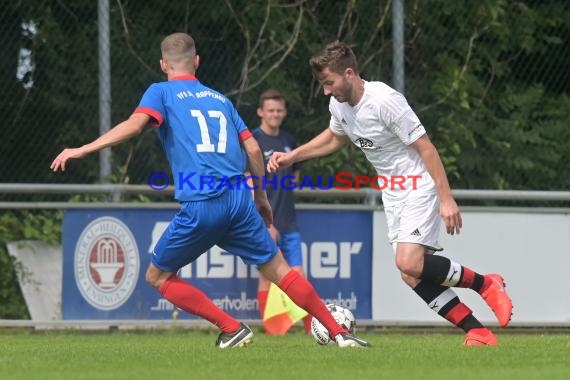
[134,84,165,126]
[228,101,248,134]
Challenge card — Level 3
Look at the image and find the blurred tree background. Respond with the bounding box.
[0,0,567,190]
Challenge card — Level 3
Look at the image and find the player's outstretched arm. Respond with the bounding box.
[267,128,346,173]
[411,134,462,235]
[50,113,150,172]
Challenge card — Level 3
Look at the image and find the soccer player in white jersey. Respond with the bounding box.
[268,41,513,346]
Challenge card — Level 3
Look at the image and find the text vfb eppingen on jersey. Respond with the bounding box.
[147,171,423,191]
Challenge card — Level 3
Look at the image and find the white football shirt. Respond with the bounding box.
[328,81,436,205]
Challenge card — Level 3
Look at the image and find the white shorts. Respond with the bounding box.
[384,192,443,253]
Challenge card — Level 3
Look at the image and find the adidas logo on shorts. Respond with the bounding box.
[410,228,421,237]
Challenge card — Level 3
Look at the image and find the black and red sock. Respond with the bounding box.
[413,280,483,332]
[421,254,487,292]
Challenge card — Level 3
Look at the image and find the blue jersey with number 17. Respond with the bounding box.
[133,75,252,201]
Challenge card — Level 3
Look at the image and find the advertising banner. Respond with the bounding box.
[62,209,372,320]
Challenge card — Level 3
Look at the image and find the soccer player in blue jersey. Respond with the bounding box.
[50,33,368,348]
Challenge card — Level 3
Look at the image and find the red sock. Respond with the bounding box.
[159,276,240,333]
[443,302,482,333]
[278,270,345,337]
[303,314,312,335]
[257,290,268,319]
[479,276,493,293]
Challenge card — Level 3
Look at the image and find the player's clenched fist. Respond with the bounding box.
[267,151,293,173]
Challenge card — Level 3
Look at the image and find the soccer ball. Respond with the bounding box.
[311,303,356,345]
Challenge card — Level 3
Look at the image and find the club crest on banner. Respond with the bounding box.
[74,217,140,310]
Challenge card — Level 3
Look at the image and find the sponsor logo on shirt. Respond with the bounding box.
[354,137,375,149]
[263,149,275,160]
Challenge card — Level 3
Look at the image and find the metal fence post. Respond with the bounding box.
[392,0,405,94]
[98,0,111,184]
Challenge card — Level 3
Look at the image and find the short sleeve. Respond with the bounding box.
[328,103,347,136]
[381,92,425,145]
[227,101,252,141]
[133,84,165,127]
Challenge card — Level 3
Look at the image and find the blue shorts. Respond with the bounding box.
[279,231,302,267]
[152,189,279,272]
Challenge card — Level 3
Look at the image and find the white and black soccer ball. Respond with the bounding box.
[311,303,356,345]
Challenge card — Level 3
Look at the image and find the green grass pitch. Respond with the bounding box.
[0,330,568,380]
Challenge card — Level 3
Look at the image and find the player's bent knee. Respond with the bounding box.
[292,266,305,277]
[394,253,422,277]
[145,271,160,289]
[394,253,409,272]
[400,272,420,288]
[145,265,168,290]
[259,251,291,284]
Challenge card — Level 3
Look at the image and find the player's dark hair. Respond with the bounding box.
[259,88,286,108]
[309,41,359,77]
